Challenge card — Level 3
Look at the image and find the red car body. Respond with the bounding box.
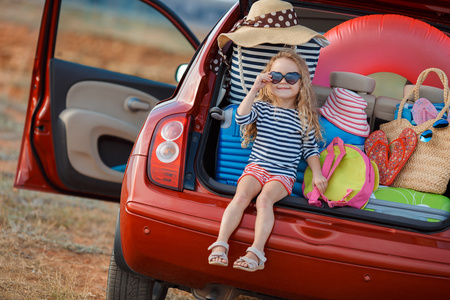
[15,0,450,299]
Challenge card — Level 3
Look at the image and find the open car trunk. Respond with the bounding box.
[194,1,450,234]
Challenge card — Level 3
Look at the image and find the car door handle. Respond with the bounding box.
[126,97,151,112]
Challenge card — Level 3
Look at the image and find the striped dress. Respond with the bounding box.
[236,101,319,179]
[229,40,325,104]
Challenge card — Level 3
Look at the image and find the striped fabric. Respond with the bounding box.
[229,41,323,104]
[319,88,370,137]
[236,101,319,179]
[238,163,296,194]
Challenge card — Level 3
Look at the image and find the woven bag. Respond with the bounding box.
[380,68,450,194]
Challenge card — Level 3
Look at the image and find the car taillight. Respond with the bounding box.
[148,115,189,190]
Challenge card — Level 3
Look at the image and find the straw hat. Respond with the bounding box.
[320,88,370,137]
[217,0,328,49]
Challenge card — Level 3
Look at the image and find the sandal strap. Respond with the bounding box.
[235,256,258,269]
[209,252,228,262]
[207,241,229,252]
[246,247,267,263]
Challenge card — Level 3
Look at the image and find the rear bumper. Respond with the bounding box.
[118,155,450,299]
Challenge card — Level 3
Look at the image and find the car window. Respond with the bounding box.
[55,0,196,85]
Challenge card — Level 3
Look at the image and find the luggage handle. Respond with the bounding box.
[210,107,225,120]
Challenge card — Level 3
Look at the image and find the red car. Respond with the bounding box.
[15,0,450,299]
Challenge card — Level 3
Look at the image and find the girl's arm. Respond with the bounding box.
[237,72,272,116]
[306,154,328,193]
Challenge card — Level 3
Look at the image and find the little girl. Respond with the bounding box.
[208,49,328,272]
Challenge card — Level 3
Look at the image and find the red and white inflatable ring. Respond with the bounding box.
[313,14,450,88]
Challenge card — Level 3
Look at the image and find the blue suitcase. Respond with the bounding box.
[215,104,251,186]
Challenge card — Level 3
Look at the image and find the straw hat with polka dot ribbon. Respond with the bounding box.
[217,0,328,49]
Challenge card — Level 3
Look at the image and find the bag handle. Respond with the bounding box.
[397,68,450,124]
[307,137,348,207]
[322,137,346,178]
[237,45,249,95]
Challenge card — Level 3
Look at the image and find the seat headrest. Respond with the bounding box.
[330,71,376,94]
[403,84,445,103]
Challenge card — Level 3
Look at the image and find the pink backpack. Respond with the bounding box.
[302,137,379,209]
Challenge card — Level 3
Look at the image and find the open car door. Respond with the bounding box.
[14,0,199,201]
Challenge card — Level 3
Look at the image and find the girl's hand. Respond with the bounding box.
[306,155,327,193]
[251,72,272,92]
[238,72,272,116]
[312,173,328,194]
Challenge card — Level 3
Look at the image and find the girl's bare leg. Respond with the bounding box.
[234,180,288,268]
[209,175,262,264]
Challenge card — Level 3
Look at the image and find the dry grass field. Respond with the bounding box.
[0,0,195,299]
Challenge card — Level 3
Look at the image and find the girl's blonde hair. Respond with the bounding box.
[241,48,323,147]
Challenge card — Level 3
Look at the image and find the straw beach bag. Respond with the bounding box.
[380,68,450,194]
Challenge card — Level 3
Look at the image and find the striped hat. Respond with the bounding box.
[319,88,370,137]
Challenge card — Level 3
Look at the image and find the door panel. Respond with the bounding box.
[50,59,179,197]
[15,0,199,200]
[63,80,158,182]
[60,108,137,182]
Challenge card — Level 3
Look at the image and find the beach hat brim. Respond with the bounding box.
[218,25,327,49]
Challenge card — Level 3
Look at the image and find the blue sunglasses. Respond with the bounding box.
[419,118,449,142]
[270,72,302,85]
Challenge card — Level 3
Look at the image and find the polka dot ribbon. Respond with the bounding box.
[230,8,299,32]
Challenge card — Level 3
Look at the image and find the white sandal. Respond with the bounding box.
[208,241,229,267]
[233,247,267,272]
